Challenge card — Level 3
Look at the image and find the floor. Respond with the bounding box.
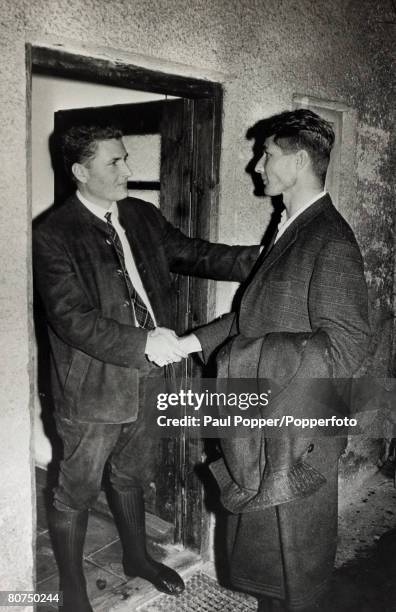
[36,464,396,611]
[35,467,200,611]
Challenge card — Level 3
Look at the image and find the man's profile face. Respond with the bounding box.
[74,138,131,208]
[258,136,298,197]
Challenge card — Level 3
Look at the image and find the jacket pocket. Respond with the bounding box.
[63,349,91,406]
[71,359,140,424]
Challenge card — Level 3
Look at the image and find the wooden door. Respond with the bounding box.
[53,97,219,551]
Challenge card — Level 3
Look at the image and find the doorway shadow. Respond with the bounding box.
[32,286,62,498]
[32,128,76,507]
[232,119,284,312]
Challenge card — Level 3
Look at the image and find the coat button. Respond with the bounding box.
[307,443,314,453]
[123,300,130,307]
[105,238,112,245]
[116,269,123,275]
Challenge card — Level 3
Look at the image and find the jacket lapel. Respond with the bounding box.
[254,194,333,278]
[257,223,299,277]
[73,194,108,232]
[117,200,169,325]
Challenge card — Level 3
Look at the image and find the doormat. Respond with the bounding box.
[136,571,257,611]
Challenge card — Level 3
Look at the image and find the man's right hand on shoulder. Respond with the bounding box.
[145,327,188,367]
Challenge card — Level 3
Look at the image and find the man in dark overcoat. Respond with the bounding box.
[190,109,371,611]
[33,123,260,611]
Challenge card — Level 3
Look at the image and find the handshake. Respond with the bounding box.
[145,327,202,368]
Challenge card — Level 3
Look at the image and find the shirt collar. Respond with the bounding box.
[283,190,326,224]
[275,190,327,243]
[76,190,117,222]
[279,190,326,227]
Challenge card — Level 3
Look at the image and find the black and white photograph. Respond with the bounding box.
[0,1,395,611]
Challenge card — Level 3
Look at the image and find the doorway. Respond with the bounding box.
[28,45,223,556]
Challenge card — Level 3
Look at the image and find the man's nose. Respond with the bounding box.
[256,158,265,174]
[120,160,131,178]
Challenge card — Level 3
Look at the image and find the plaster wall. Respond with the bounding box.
[0,0,394,592]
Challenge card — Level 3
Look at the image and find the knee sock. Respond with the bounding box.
[109,487,163,579]
[49,507,92,612]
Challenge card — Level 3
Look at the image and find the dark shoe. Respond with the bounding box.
[49,507,92,612]
[124,558,185,595]
[110,487,185,596]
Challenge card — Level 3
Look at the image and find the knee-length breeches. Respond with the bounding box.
[54,411,158,511]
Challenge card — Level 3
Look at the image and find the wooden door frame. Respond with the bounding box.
[27,44,223,556]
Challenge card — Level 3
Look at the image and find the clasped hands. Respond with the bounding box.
[145,327,201,367]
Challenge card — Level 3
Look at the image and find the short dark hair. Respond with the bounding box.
[60,124,124,179]
[267,109,335,184]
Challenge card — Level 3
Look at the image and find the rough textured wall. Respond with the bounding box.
[23,0,396,326]
[0,0,394,588]
[0,1,35,596]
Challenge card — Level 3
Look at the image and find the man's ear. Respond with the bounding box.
[296,149,310,171]
[71,162,89,184]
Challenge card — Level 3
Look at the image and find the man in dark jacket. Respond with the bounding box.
[188,110,371,611]
[33,124,260,612]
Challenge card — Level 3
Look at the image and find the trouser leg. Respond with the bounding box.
[54,417,122,511]
[49,508,92,612]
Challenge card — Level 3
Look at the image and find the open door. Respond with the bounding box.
[52,96,219,551]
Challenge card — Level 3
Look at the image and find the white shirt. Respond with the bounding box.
[76,191,157,327]
[274,190,327,244]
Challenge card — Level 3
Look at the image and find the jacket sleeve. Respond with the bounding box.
[193,312,237,363]
[307,238,371,377]
[159,213,260,282]
[33,229,149,369]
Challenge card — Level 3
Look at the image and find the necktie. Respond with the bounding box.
[266,225,279,253]
[105,211,155,330]
[248,224,279,281]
